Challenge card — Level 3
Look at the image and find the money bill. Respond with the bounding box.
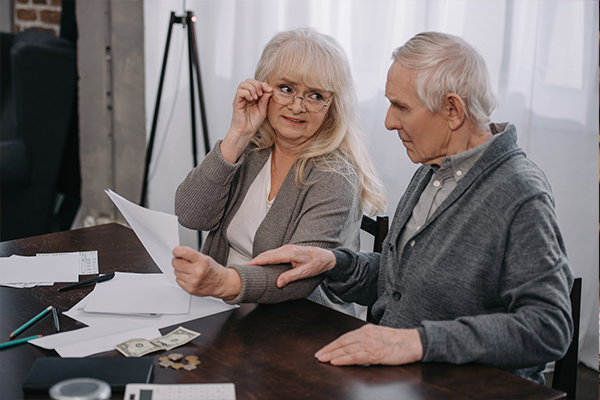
[115,338,162,357]
[151,326,201,351]
[115,326,201,357]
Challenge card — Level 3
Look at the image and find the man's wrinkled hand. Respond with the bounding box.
[314,325,423,366]
[248,244,336,288]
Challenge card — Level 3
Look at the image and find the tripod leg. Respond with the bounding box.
[140,12,178,207]
[187,11,211,156]
[187,12,210,250]
[186,13,199,168]
[185,12,203,249]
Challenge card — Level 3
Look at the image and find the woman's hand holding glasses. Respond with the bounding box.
[221,79,273,164]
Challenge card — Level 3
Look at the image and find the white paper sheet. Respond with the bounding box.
[83,272,190,315]
[37,251,99,274]
[1,282,54,288]
[0,251,99,288]
[65,292,237,331]
[0,253,79,284]
[31,325,162,358]
[105,189,179,285]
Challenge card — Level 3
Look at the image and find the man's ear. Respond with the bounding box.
[444,93,465,131]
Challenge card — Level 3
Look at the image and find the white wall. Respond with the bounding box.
[143,0,599,370]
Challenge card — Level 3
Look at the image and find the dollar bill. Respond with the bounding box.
[151,326,201,351]
[115,338,163,357]
[115,326,200,357]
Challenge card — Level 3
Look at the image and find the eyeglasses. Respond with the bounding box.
[271,90,332,113]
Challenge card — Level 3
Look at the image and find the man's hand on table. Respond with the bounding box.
[249,244,423,367]
[315,325,423,366]
[172,246,241,300]
[248,244,337,288]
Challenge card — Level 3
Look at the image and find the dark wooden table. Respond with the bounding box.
[0,224,566,400]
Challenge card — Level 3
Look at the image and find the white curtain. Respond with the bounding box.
[143,0,599,370]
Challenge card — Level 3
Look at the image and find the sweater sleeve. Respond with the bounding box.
[225,263,323,304]
[225,165,362,304]
[325,248,380,307]
[174,141,244,232]
[419,193,574,369]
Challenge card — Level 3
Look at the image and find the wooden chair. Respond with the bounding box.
[360,215,389,253]
[551,276,582,399]
[360,215,389,323]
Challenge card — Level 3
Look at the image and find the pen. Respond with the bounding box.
[9,306,51,338]
[51,306,60,333]
[0,335,42,349]
[58,272,115,292]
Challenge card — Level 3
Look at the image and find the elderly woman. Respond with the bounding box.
[172,27,385,315]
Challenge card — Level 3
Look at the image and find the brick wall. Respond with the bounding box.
[14,0,62,36]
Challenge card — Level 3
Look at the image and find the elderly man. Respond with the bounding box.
[245,31,574,384]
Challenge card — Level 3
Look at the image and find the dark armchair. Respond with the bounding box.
[1,30,77,241]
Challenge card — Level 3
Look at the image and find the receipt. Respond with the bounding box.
[37,251,99,274]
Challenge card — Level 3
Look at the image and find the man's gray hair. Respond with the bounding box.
[392,32,499,128]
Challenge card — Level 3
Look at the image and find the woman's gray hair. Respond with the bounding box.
[252,27,385,215]
[392,32,499,128]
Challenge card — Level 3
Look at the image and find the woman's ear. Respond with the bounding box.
[444,93,465,131]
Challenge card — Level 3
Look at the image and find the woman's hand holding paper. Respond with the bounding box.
[172,246,241,300]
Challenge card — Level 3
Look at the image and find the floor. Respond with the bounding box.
[543,363,599,399]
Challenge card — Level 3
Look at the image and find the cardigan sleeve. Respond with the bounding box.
[174,140,244,232]
[225,163,362,304]
[324,248,381,307]
[419,193,574,370]
[225,263,323,304]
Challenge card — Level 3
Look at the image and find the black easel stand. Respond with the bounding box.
[140,11,210,208]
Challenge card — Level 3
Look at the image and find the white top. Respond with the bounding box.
[226,152,274,265]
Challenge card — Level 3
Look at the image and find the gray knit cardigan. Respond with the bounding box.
[174,140,362,313]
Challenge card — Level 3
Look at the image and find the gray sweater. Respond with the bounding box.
[327,123,574,383]
[174,141,362,314]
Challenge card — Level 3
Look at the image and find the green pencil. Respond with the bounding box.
[0,335,42,349]
[9,306,52,338]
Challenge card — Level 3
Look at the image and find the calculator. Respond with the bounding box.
[123,383,236,400]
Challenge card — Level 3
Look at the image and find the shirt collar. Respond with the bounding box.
[433,127,504,182]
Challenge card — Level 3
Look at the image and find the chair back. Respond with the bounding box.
[0,30,77,240]
[360,215,389,253]
[552,276,582,399]
[360,215,389,323]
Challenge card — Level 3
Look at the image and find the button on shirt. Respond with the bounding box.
[396,133,501,262]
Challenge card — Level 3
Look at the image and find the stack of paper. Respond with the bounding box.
[83,272,190,315]
[0,251,99,288]
[30,190,237,357]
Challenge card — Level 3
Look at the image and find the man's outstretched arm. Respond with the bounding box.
[248,244,337,288]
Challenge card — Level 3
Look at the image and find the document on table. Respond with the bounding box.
[64,291,236,333]
[0,253,79,285]
[105,189,178,285]
[31,325,162,358]
[29,294,237,357]
[83,272,190,315]
[38,251,99,275]
[0,251,99,288]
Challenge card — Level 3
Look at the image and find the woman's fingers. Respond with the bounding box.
[224,79,273,162]
[237,79,273,102]
[231,79,272,132]
[173,245,200,259]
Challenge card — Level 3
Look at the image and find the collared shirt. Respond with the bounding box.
[396,131,502,260]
